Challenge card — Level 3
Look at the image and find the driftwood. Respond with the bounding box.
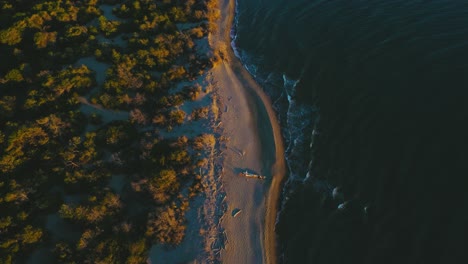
[232,208,242,217]
[239,171,266,180]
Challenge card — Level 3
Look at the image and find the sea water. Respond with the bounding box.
[233,0,468,263]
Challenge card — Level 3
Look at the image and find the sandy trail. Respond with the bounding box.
[211,0,287,263]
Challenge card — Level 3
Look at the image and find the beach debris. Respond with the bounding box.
[232,208,242,217]
[239,170,266,180]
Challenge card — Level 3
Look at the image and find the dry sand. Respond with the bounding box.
[211,0,287,263]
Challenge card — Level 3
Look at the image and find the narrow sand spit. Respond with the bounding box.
[211,0,287,263]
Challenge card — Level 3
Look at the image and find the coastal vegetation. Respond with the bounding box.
[0,0,220,262]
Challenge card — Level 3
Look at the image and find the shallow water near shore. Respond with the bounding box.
[233,0,468,263]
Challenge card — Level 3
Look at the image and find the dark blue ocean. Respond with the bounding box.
[232,0,468,263]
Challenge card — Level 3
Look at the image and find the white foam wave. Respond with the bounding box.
[230,0,242,60]
[282,74,316,182]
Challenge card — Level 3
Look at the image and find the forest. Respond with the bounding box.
[0,0,219,262]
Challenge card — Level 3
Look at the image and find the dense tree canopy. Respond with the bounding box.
[0,0,218,262]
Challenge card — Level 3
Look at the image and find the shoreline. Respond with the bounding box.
[210,0,286,263]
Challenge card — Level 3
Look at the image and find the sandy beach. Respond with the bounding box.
[75,1,286,262]
[210,0,287,263]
